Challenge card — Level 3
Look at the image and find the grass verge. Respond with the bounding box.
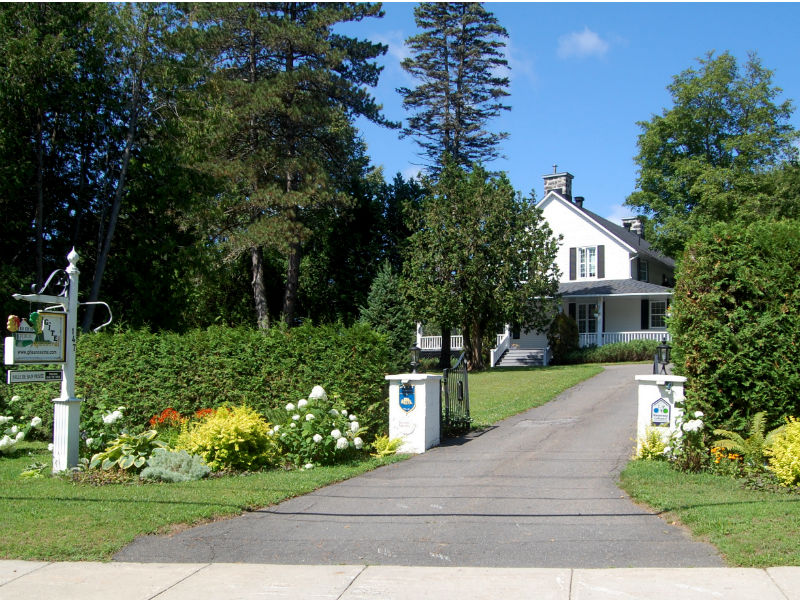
[468,364,604,427]
[0,442,405,561]
[619,460,800,566]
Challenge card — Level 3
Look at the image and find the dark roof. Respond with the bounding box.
[559,279,673,297]
[577,205,675,268]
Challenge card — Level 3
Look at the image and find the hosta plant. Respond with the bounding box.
[275,385,368,467]
[90,430,168,471]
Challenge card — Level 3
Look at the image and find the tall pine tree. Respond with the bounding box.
[185,3,395,328]
[398,2,510,172]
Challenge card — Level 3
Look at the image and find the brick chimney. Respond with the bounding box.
[543,166,574,201]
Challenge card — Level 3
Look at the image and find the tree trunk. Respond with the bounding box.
[466,321,484,371]
[282,240,301,326]
[438,324,451,369]
[251,246,269,330]
[35,108,45,287]
[82,20,147,332]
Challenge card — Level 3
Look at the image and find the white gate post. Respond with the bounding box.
[52,249,81,472]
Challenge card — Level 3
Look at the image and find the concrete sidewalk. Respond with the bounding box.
[1,561,798,599]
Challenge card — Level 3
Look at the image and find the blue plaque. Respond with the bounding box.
[399,384,415,413]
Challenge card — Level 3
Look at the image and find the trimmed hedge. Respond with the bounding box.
[670,219,800,431]
[568,339,660,364]
[1,322,392,440]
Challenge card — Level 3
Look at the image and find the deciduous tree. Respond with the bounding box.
[626,51,798,256]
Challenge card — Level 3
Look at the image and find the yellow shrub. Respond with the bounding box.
[765,417,800,487]
[175,406,277,471]
[636,427,667,461]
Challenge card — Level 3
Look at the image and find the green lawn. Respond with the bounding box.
[0,364,605,561]
[0,443,405,561]
[620,460,800,566]
[468,364,604,427]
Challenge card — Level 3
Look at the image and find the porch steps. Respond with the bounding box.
[495,348,546,368]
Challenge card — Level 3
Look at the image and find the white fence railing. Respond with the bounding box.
[490,332,511,368]
[419,335,464,351]
[579,331,670,348]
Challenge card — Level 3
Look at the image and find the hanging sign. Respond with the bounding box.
[399,384,416,413]
[4,312,67,365]
[651,398,670,427]
[7,370,63,384]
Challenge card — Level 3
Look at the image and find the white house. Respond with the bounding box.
[418,169,676,367]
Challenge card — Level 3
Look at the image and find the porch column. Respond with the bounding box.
[597,298,604,346]
[415,323,422,347]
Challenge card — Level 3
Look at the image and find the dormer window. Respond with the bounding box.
[579,246,597,278]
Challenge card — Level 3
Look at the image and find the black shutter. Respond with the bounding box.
[641,299,650,330]
[597,245,605,279]
[569,247,576,280]
[568,303,576,321]
[602,302,606,332]
[635,257,640,281]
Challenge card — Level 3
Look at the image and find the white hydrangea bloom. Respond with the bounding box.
[290,422,297,428]
[305,463,315,470]
[350,421,359,433]
[682,419,703,433]
[331,429,342,439]
[0,416,12,424]
[349,414,357,421]
[298,399,308,409]
[292,414,300,421]
[102,410,122,425]
[353,437,363,449]
[10,396,20,403]
[313,434,323,443]
[10,426,18,435]
[0,435,11,450]
[15,431,24,441]
[285,403,296,412]
[336,437,349,450]
[329,409,339,417]
[30,416,42,428]
[694,411,704,418]
[86,437,94,447]
[341,409,348,417]
[305,413,314,421]
[47,443,54,452]
[309,386,327,401]
[273,425,280,432]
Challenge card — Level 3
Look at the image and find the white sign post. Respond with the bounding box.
[634,374,686,455]
[385,373,442,453]
[5,249,82,472]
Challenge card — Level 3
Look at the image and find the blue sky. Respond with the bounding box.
[340,2,800,223]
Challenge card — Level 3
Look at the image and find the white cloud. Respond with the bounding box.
[502,38,536,85]
[403,164,424,182]
[557,27,610,60]
[373,30,410,64]
[605,203,635,225]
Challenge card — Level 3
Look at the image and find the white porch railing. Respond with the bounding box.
[490,332,511,368]
[419,335,464,351]
[579,331,670,348]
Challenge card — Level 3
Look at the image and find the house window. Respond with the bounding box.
[577,303,598,334]
[578,247,597,278]
[638,259,649,282]
[650,300,667,328]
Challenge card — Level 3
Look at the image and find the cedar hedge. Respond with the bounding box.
[670,219,800,431]
[1,322,393,440]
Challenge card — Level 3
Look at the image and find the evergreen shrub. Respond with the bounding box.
[0,322,392,439]
[140,449,211,483]
[670,220,800,431]
[569,339,659,364]
[175,406,277,471]
[547,312,579,365]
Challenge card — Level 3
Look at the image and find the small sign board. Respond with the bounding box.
[399,384,416,413]
[4,312,66,365]
[7,370,63,384]
[651,398,671,427]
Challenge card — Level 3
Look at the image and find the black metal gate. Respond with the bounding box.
[442,352,470,435]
